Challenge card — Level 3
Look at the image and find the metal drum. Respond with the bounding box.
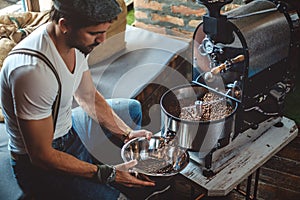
[160,84,237,156]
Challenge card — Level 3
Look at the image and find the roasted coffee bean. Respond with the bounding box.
[180,93,233,121]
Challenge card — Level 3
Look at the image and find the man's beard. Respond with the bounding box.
[67,34,100,55]
[77,42,100,56]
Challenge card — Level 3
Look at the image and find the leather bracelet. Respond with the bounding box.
[96,164,116,183]
[106,166,116,183]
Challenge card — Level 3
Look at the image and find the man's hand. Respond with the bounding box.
[124,129,152,143]
[114,160,155,187]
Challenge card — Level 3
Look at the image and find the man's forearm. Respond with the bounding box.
[32,148,98,179]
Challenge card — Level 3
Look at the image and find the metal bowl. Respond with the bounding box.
[121,136,189,177]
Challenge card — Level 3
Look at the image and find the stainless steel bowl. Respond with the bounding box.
[121,136,189,177]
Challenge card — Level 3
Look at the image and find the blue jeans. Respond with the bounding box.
[11,98,142,200]
[72,98,142,165]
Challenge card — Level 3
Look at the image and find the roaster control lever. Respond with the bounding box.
[204,55,245,82]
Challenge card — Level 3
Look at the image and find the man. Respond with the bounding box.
[0,0,155,199]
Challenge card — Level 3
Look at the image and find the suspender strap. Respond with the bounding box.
[8,48,62,130]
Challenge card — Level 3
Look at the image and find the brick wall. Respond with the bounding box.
[133,0,242,38]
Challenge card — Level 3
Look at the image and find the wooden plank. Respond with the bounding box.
[210,117,282,173]
[259,167,300,193]
[262,155,300,176]
[257,181,300,200]
[180,117,298,196]
[275,133,300,162]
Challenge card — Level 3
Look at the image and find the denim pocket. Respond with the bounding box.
[52,129,76,151]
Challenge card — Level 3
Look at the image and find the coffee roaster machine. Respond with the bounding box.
[160,0,300,177]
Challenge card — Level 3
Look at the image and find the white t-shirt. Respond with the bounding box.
[0,23,89,154]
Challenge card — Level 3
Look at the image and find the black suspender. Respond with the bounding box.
[8,48,61,130]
